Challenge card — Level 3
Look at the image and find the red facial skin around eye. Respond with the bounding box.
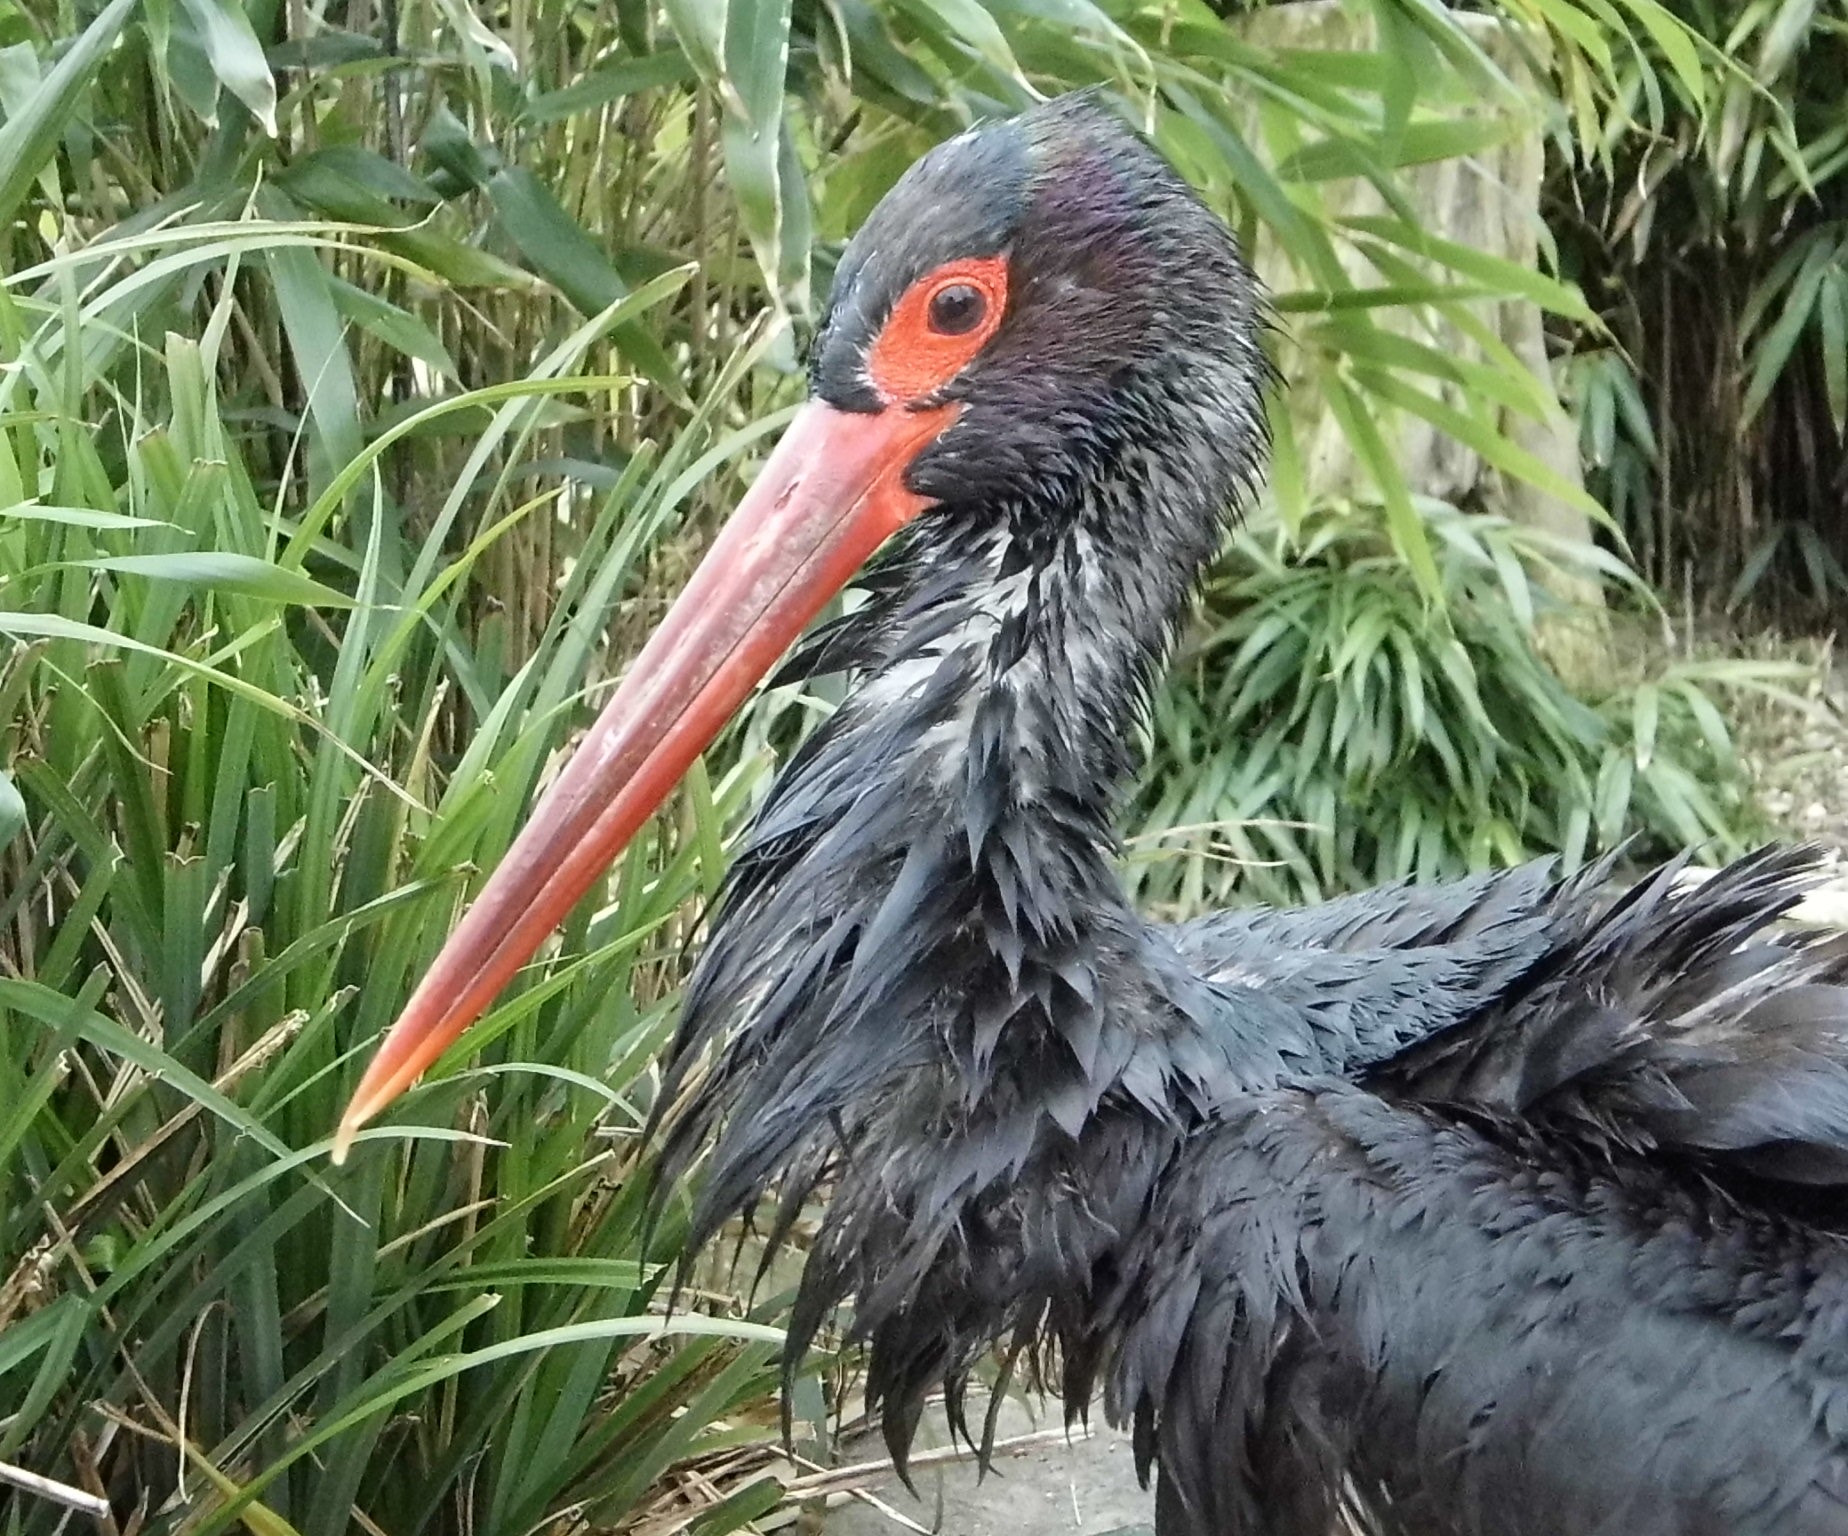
[865,254,1009,405]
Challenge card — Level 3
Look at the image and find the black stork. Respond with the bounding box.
[336,94,1848,1536]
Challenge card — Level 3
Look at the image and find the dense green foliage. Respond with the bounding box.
[0,252,804,1533]
[1553,0,1848,619]
[0,0,1824,1529]
[1131,501,1785,912]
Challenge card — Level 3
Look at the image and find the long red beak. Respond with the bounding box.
[332,399,955,1162]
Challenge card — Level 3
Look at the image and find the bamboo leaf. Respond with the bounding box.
[521,48,696,121]
[1631,683,1659,770]
[1321,374,1441,595]
[0,977,293,1160]
[485,167,685,394]
[178,0,278,132]
[718,0,799,310]
[0,0,137,231]
[1361,366,1609,523]
[1277,115,1520,183]
[661,0,725,80]
[0,769,23,851]
[1820,265,1848,435]
[82,552,357,607]
[1344,214,1596,322]
[1742,238,1832,424]
[1608,0,1709,106]
[325,275,459,381]
[1,501,174,530]
[891,0,1022,79]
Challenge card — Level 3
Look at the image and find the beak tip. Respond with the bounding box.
[328,398,950,1162]
[331,1116,361,1165]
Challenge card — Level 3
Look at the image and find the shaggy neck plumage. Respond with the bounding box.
[652,366,1273,1462]
[651,447,1222,1449]
[659,412,1237,1172]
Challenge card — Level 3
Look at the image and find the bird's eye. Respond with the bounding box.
[927,283,987,336]
[865,254,1009,403]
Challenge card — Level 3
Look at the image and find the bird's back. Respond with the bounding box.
[1103,1077,1848,1536]
[1105,847,1848,1536]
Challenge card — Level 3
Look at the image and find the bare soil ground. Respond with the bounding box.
[1729,633,1848,856]
[821,1395,1153,1536]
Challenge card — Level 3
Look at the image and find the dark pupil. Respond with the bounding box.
[927,283,985,336]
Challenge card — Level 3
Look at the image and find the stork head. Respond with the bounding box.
[808,93,1267,522]
[333,94,1269,1156]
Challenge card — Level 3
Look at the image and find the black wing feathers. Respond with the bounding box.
[1100,1084,1848,1536]
[1386,845,1848,1190]
[1098,846,1848,1536]
[662,802,1848,1536]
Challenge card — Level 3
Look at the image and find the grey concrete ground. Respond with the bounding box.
[822,1395,1154,1536]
